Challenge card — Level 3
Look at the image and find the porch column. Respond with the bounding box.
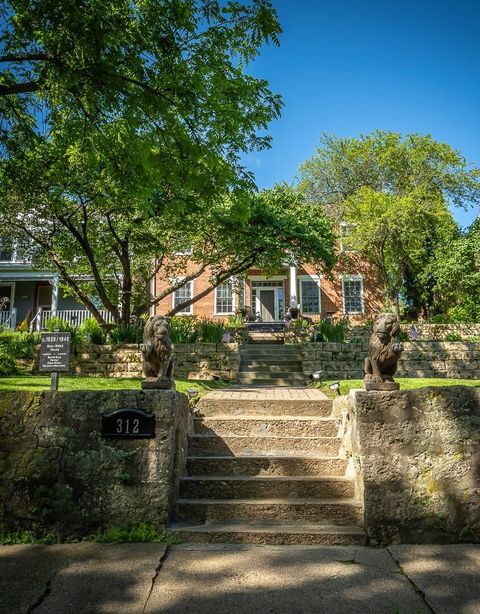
[237,276,245,310]
[50,275,59,317]
[289,265,298,308]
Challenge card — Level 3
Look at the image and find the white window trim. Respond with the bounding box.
[0,282,15,310]
[298,275,321,314]
[214,280,236,315]
[339,221,358,252]
[341,274,364,315]
[172,278,194,315]
[174,247,193,256]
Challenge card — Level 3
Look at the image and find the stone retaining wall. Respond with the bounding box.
[301,341,480,380]
[0,390,192,538]
[349,387,480,543]
[34,343,241,381]
[348,323,480,341]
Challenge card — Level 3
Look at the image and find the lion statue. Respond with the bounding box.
[140,315,174,389]
[364,313,403,390]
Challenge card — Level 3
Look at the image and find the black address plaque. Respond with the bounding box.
[101,408,156,439]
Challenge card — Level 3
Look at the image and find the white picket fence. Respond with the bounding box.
[30,308,115,331]
[0,308,17,329]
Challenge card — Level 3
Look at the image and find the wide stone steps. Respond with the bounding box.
[170,391,364,546]
[168,522,365,546]
[186,455,348,477]
[194,416,339,437]
[189,434,342,457]
[176,498,363,524]
[196,398,334,417]
[179,475,354,499]
[240,363,304,373]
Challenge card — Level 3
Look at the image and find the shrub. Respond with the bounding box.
[44,316,83,345]
[169,316,198,343]
[226,314,246,329]
[444,332,462,342]
[197,319,225,343]
[313,318,348,343]
[80,318,106,345]
[0,331,41,359]
[109,323,143,344]
[0,347,19,375]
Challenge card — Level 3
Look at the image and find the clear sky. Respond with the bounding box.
[244,0,479,228]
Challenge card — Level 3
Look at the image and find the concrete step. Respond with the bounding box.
[239,363,303,373]
[240,358,302,366]
[194,416,339,438]
[188,435,342,457]
[186,455,348,477]
[233,378,306,387]
[179,476,355,499]
[168,521,365,545]
[176,498,363,524]
[242,347,300,355]
[196,398,333,417]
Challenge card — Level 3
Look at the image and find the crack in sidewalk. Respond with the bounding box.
[386,548,436,614]
[26,561,71,613]
[142,546,170,613]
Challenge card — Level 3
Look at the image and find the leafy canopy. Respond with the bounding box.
[299,131,480,314]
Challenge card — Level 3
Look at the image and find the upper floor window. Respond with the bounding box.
[173,279,193,314]
[175,247,193,256]
[299,277,320,313]
[342,276,364,314]
[0,238,14,262]
[215,280,235,314]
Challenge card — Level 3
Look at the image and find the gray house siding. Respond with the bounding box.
[10,282,87,326]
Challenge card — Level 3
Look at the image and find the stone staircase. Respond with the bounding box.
[168,390,365,545]
[237,344,306,387]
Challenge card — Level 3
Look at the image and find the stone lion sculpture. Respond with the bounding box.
[140,315,174,389]
[364,313,403,390]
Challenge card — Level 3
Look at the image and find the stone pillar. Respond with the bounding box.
[50,276,59,316]
[289,265,298,308]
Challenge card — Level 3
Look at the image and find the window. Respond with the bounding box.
[0,238,13,262]
[299,278,320,313]
[342,276,364,314]
[175,247,193,256]
[215,280,235,314]
[173,280,193,314]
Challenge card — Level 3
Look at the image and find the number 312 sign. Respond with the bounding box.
[101,408,156,439]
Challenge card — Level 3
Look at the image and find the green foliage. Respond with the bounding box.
[44,316,83,344]
[444,332,462,342]
[0,331,41,374]
[291,318,311,329]
[313,319,348,342]
[79,318,106,345]
[226,314,246,329]
[169,317,199,344]
[299,132,480,314]
[431,220,480,323]
[0,531,61,545]
[90,523,177,544]
[109,324,142,345]
[197,319,226,343]
[0,0,283,324]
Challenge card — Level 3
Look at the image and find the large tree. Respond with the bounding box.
[299,132,480,314]
[0,0,291,322]
[430,219,480,323]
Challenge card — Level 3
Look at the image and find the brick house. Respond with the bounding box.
[154,250,384,323]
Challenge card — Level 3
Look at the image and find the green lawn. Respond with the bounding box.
[317,378,480,398]
[0,375,227,396]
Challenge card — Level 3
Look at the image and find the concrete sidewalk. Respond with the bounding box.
[1,542,479,613]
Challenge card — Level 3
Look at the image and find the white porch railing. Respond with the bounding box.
[0,308,17,329]
[30,308,115,331]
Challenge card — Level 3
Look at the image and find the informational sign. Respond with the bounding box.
[39,332,71,372]
[101,408,156,439]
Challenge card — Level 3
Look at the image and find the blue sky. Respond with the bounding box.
[244,0,479,228]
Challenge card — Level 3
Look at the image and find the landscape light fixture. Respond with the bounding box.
[186,389,199,399]
[308,370,324,385]
[329,381,341,396]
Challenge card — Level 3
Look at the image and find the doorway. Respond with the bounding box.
[259,290,275,322]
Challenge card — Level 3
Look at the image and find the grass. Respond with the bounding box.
[0,375,227,396]
[0,523,178,545]
[316,378,480,398]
